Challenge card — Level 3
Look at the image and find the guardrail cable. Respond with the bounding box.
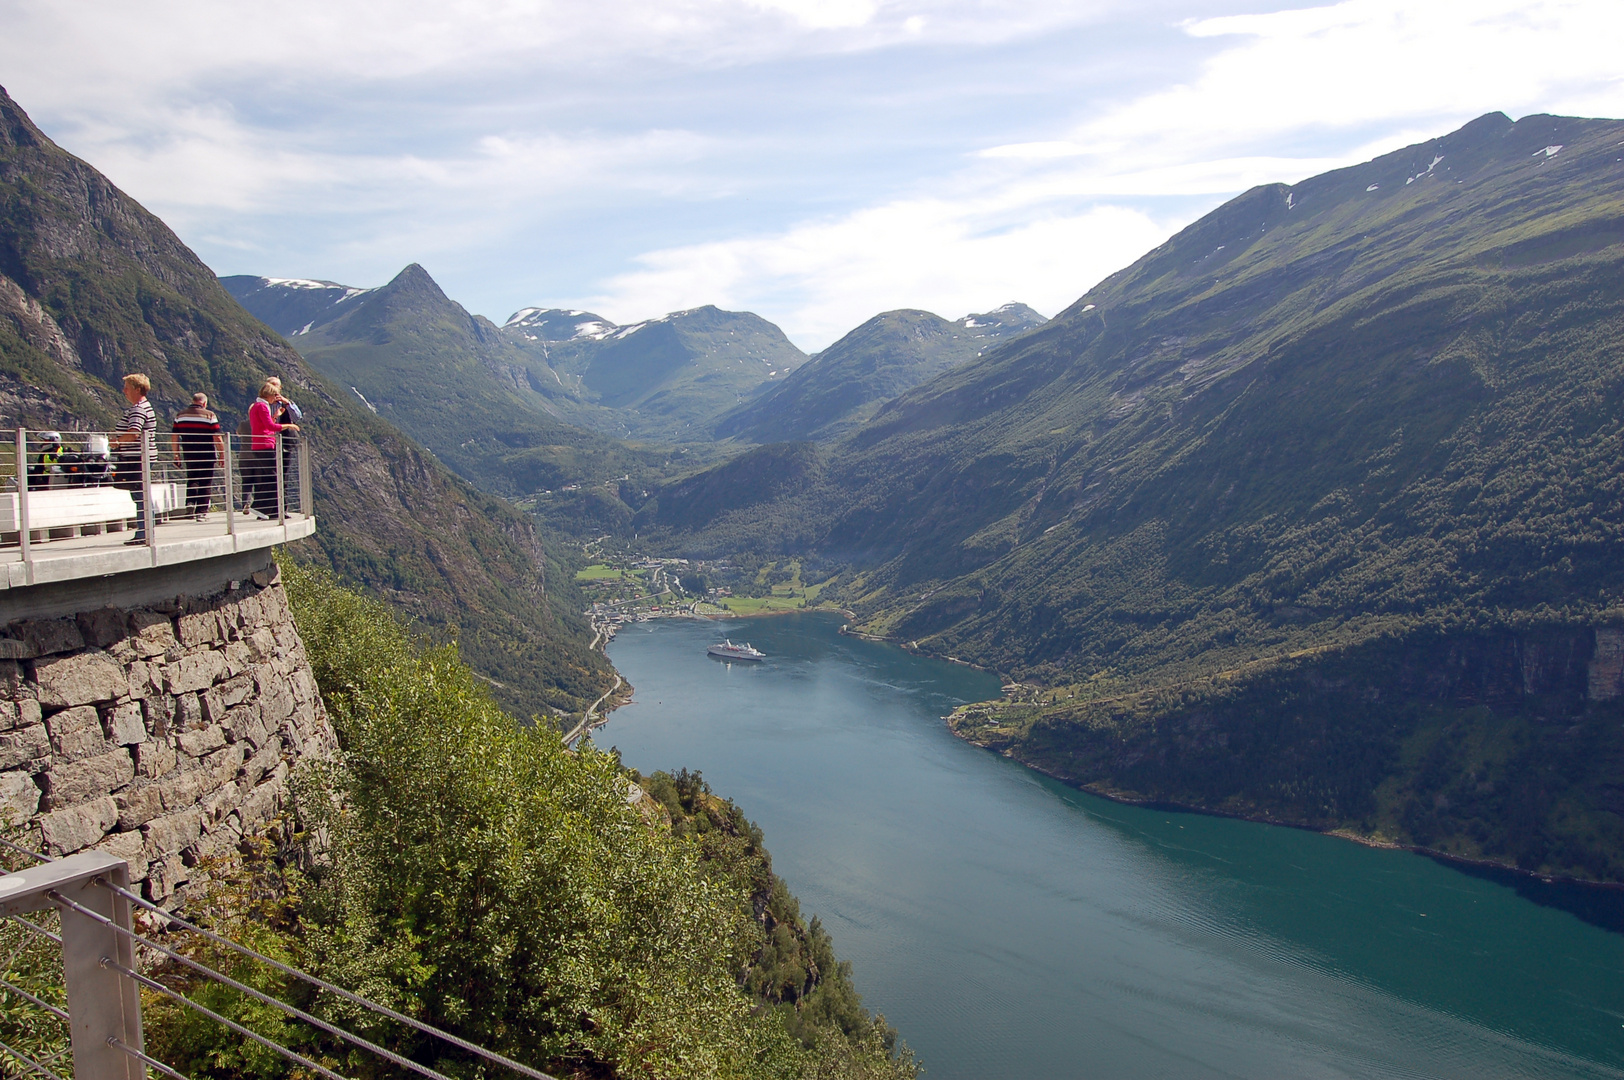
[99,954,352,1080]
[7,914,61,946]
[94,878,558,1080]
[0,837,50,864]
[49,889,460,1080]
[108,1038,191,1080]
[7,849,554,1080]
[0,1039,69,1080]
[0,975,69,1022]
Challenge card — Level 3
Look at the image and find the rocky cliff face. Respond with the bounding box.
[0,562,336,903]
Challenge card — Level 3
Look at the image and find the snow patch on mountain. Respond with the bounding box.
[264,277,341,290]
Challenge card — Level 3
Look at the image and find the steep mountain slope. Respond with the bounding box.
[638,112,1624,879]
[715,303,1046,442]
[226,266,668,497]
[0,85,613,717]
[218,275,374,337]
[234,275,809,445]
[503,304,808,441]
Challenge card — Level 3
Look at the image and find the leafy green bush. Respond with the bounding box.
[167,562,914,1080]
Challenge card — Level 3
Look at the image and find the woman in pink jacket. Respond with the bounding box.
[243,380,300,517]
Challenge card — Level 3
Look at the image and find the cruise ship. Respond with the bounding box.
[707,639,766,661]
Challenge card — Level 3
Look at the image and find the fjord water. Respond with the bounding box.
[598,615,1624,1079]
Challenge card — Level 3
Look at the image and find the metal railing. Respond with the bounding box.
[0,841,557,1080]
[1,428,311,561]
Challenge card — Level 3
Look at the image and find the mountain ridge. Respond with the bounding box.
[715,303,1046,443]
[231,272,811,445]
[630,110,1624,880]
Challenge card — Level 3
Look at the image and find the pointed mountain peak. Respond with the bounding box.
[0,84,51,153]
[381,263,448,300]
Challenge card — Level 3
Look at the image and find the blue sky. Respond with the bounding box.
[2,0,1622,348]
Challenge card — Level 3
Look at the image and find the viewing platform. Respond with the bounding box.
[1,427,314,610]
[0,511,314,590]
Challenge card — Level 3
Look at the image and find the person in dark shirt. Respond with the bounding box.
[112,373,156,543]
[171,393,224,520]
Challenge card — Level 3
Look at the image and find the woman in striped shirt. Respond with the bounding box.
[112,373,155,543]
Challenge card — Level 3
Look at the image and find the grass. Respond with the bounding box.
[576,563,634,581]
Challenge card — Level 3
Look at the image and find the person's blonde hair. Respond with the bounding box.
[259,380,278,398]
[123,373,150,394]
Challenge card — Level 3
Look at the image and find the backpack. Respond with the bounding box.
[237,416,252,436]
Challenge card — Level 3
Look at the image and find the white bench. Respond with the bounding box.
[148,481,188,516]
[0,487,139,539]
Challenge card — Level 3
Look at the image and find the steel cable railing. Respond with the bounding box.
[107,1038,189,1080]
[51,888,468,1080]
[0,839,561,1080]
[0,974,70,1020]
[0,836,49,864]
[3,427,312,576]
[0,1037,69,1080]
[90,879,559,1080]
[0,838,71,1080]
[99,953,346,1080]
[10,914,60,944]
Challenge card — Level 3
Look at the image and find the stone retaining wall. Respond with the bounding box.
[0,560,336,903]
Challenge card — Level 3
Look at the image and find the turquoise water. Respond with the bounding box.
[597,613,1624,1079]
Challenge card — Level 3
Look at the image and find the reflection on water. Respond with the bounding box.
[599,614,1624,1080]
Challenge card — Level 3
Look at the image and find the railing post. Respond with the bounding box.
[0,852,144,1080]
[223,433,236,536]
[15,428,31,570]
[299,437,311,517]
[141,437,156,553]
[275,433,286,527]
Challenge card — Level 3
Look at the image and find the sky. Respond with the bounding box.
[1,1,1622,350]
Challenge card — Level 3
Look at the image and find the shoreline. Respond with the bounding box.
[955,726,1624,895]
[579,607,1624,900]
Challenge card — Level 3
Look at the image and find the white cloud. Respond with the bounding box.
[1086,0,1624,154]
[740,0,880,30]
[588,199,1172,346]
[570,0,1624,346]
[4,0,1621,350]
[0,0,1120,106]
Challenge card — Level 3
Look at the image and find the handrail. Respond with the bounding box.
[3,427,313,582]
[0,1037,69,1080]
[53,889,466,1080]
[101,955,350,1080]
[15,427,31,565]
[96,879,560,1080]
[0,842,559,1080]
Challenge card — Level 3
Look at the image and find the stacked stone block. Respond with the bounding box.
[0,563,337,903]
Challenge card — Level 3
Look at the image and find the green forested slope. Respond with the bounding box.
[136,563,916,1080]
[638,112,1624,878]
[0,85,612,716]
[225,265,670,497]
[714,304,1045,443]
[508,304,809,442]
